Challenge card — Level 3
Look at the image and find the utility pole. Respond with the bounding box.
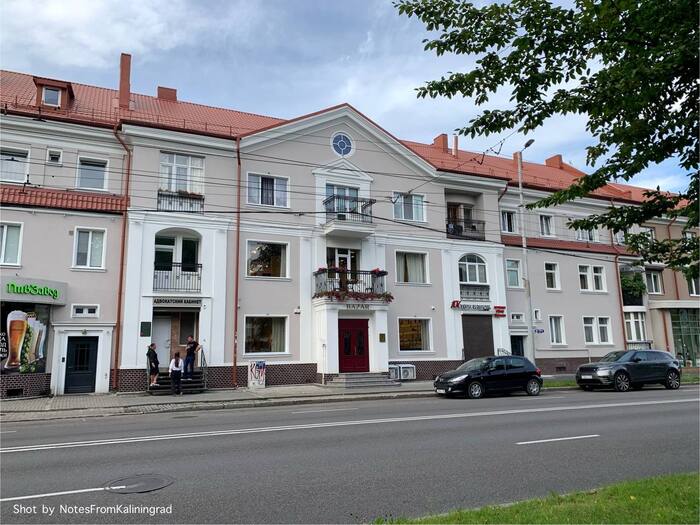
[516,139,535,363]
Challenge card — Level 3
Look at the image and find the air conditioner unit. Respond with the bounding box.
[388,364,400,380]
[399,364,416,381]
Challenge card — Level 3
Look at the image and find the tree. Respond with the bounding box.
[396,0,699,277]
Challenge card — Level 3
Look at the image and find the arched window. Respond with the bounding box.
[459,254,487,284]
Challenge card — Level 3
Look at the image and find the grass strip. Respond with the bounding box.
[543,374,699,389]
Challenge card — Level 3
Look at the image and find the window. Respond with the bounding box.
[579,265,606,291]
[42,87,61,106]
[510,313,524,323]
[245,317,286,353]
[331,133,353,156]
[539,215,554,236]
[576,228,599,242]
[646,271,664,294]
[398,319,431,351]
[393,193,425,222]
[506,259,522,287]
[683,231,697,240]
[624,312,647,342]
[533,308,542,322]
[396,252,427,284]
[74,229,105,268]
[507,357,526,370]
[248,174,288,207]
[47,149,62,164]
[501,210,516,233]
[583,316,612,344]
[0,223,22,264]
[159,152,204,194]
[640,226,656,240]
[549,315,565,345]
[544,262,560,289]
[614,231,626,245]
[77,158,107,190]
[72,305,99,318]
[247,241,287,278]
[688,276,699,296]
[459,254,488,284]
[1,149,29,183]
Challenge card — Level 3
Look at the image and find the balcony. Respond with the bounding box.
[313,269,391,302]
[446,219,486,241]
[322,195,376,238]
[157,190,204,213]
[622,292,645,306]
[153,262,202,292]
[460,284,490,302]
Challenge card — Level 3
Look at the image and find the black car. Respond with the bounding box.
[576,350,682,392]
[434,356,542,399]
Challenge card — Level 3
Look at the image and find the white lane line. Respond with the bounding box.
[519,396,566,400]
[1,398,696,454]
[292,408,358,414]
[0,431,17,434]
[0,486,126,503]
[517,434,600,445]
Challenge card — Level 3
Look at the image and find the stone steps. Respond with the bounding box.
[324,372,401,389]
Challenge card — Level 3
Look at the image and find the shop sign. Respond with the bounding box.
[450,300,491,312]
[0,332,7,361]
[1,277,67,305]
[1,309,47,374]
[345,304,370,310]
[153,297,202,308]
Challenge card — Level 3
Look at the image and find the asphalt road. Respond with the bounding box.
[1,385,698,524]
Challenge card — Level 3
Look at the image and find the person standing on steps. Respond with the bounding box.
[183,335,199,381]
[147,343,159,387]
[169,352,184,395]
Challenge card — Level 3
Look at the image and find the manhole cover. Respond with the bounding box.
[104,474,174,494]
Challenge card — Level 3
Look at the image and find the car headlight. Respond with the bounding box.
[596,369,612,377]
[448,374,469,383]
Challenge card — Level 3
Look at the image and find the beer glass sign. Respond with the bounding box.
[1,309,46,374]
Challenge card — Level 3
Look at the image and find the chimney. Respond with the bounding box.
[432,133,448,153]
[452,134,459,158]
[157,86,177,102]
[545,154,563,169]
[118,53,131,109]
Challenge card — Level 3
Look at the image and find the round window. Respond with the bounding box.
[332,133,353,156]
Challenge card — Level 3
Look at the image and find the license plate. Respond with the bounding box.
[582,375,593,379]
[436,389,446,394]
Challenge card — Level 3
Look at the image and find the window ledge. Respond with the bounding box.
[71,267,106,273]
[545,288,562,292]
[75,187,110,193]
[242,352,290,357]
[507,286,525,291]
[584,343,616,347]
[550,344,569,348]
[0,263,22,268]
[394,282,431,287]
[245,276,291,282]
[394,218,428,225]
[398,350,436,355]
[579,290,608,294]
[245,202,290,210]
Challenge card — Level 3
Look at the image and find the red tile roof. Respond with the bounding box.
[1,185,127,213]
[501,234,632,256]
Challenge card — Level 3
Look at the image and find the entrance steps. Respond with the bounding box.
[147,370,206,395]
[324,372,401,388]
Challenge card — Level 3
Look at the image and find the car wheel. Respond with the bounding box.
[614,371,631,392]
[525,378,541,396]
[631,383,643,390]
[467,381,484,399]
[579,385,593,391]
[665,370,681,390]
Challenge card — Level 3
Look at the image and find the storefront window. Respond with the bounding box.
[398,319,430,351]
[0,302,50,374]
[247,242,287,278]
[671,309,699,366]
[245,317,286,353]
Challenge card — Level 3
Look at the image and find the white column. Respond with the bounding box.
[370,309,389,372]
[122,216,145,368]
[208,227,228,365]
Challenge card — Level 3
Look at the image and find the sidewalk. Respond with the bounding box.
[0,382,438,423]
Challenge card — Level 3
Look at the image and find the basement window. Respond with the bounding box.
[42,87,61,107]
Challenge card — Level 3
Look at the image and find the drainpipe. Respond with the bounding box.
[613,253,628,351]
[112,121,131,390]
[232,136,242,388]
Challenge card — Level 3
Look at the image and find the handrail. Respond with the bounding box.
[199,346,208,390]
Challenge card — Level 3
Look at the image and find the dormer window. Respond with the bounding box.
[42,87,61,107]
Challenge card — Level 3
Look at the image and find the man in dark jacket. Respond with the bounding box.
[183,335,199,380]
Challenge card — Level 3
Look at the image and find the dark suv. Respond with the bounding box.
[434,356,542,399]
[576,350,682,392]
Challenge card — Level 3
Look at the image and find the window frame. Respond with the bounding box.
[246,172,290,209]
[72,227,106,270]
[42,86,61,107]
[505,258,523,288]
[539,214,555,237]
[624,311,648,342]
[458,253,489,285]
[640,226,656,241]
[394,249,430,285]
[46,149,63,165]
[500,210,517,233]
[71,304,100,318]
[646,270,664,295]
[159,151,205,194]
[0,147,30,184]
[0,221,23,266]
[582,315,613,345]
[330,132,355,157]
[576,228,599,243]
[397,317,433,353]
[687,276,699,296]
[579,264,607,292]
[245,239,290,279]
[510,312,525,324]
[392,192,427,223]
[243,315,289,355]
[548,315,566,345]
[76,156,109,191]
[533,308,542,322]
[544,261,560,290]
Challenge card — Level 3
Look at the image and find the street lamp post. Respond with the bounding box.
[516,139,535,363]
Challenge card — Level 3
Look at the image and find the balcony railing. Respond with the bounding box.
[622,292,645,306]
[627,340,653,350]
[446,219,486,241]
[153,262,202,292]
[157,189,204,213]
[460,284,490,302]
[323,195,375,224]
[313,269,391,302]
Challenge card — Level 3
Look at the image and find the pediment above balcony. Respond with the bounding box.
[313,158,373,183]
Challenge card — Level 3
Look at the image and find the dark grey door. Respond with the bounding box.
[65,337,98,394]
[462,315,494,360]
[483,357,508,391]
[628,351,653,382]
[510,336,525,356]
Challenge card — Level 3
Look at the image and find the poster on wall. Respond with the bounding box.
[0,309,47,374]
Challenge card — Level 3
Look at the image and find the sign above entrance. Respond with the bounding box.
[1,277,67,306]
[450,300,491,312]
[153,297,202,308]
[345,304,370,310]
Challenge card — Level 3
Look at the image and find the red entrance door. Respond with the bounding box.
[338,319,369,373]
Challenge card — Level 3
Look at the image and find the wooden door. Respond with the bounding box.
[338,319,369,373]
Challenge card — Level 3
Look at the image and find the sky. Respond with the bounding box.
[0,0,688,193]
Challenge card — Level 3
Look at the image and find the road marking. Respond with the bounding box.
[0,486,126,502]
[516,434,600,445]
[0,431,17,434]
[519,396,566,400]
[0,398,696,454]
[292,408,358,414]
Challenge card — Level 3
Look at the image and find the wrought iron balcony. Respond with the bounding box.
[157,189,204,213]
[446,219,486,241]
[323,195,375,224]
[313,269,391,302]
[460,283,490,302]
[153,262,202,292]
